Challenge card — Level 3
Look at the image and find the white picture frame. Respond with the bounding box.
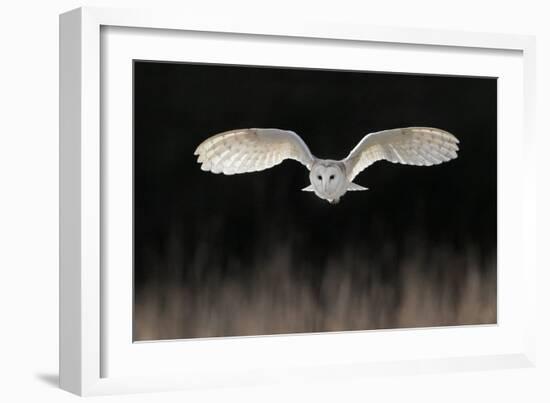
[59,6,537,396]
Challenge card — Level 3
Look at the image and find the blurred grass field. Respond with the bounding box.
[134,242,496,341]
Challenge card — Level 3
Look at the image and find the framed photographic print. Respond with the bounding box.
[60,6,537,396]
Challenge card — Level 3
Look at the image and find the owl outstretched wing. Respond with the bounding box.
[195,128,315,174]
[343,127,459,181]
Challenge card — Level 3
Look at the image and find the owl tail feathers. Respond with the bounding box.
[347,183,368,191]
[302,183,368,192]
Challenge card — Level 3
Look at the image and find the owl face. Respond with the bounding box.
[309,162,348,203]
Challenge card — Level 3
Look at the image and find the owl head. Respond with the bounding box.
[308,161,348,203]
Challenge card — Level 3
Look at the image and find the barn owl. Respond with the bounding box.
[195,127,459,204]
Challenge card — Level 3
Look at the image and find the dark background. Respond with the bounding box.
[133,61,496,339]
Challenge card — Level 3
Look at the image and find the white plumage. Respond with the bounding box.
[195,127,459,204]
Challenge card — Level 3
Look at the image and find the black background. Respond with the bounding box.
[134,60,496,294]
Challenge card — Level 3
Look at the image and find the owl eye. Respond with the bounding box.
[329,174,335,180]
[317,175,322,181]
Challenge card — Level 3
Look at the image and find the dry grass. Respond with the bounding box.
[134,243,496,341]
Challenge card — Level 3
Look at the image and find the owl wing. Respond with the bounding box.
[194,128,315,174]
[343,127,459,181]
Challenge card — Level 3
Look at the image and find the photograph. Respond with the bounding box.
[133,60,497,341]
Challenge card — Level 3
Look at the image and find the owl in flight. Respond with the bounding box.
[195,127,459,204]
